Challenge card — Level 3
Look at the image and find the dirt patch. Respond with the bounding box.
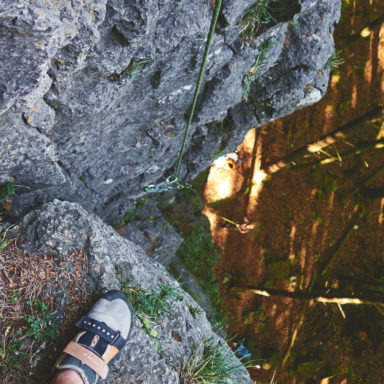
[0,234,95,384]
[203,1,384,383]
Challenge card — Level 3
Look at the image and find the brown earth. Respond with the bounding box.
[0,234,94,383]
[203,1,384,383]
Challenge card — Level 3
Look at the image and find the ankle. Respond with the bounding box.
[52,369,84,384]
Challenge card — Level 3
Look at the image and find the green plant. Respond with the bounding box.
[310,168,338,200]
[0,224,16,250]
[180,338,252,383]
[177,226,225,324]
[241,0,276,39]
[119,209,138,226]
[121,282,183,338]
[352,64,365,74]
[342,0,354,11]
[312,210,323,224]
[0,181,15,205]
[289,15,300,27]
[0,339,28,370]
[243,38,277,99]
[188,305,203,319]
[9,291,21,305]
[324,50,345,70]
[208,197,232,212]
[118,197,149,226]
[265,260,291,289]
[121,59,153,78]
[26,299,57,341]
[338,100,351,117]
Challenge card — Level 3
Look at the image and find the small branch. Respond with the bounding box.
[290,139,384,170]
[221,216,238,226]
[348,167,384,198]
[318,218,357,279]
[282,301,307,367]
[337,302,346,319]
[245,287,384,305]
[265,107,384,174]
[374,304,384,317]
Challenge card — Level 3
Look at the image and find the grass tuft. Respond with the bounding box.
[0,181,15,206]
[177,226,225,325]
[188,305,203,319]
[241,0,276,39]
[0,224,16,250]
[122,281,183,340]
[180,338,252,384]
[121,59,153,78]
[324,50,345,70]
[243,38,277,100]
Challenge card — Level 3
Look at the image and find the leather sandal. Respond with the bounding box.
[54,290,134,384]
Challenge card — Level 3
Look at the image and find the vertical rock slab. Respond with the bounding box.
[0,0,341,219]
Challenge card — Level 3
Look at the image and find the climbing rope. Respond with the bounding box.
[144,0,223,193]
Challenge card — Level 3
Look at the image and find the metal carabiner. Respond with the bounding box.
[143,175,190,194]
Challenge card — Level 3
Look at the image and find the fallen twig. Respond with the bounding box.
[318,218,357,280]
[281,301,307,367]
[347,166,384,199]
[221,216,255,234]
[290,139,384,170]
[245,287,384,305]
[265,107,384,174]
[337,302,346,319]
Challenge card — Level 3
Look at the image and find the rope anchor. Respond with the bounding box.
[144,175,191,194]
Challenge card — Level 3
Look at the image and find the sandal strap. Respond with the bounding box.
[64,341,109,379]
[76,316,127,347]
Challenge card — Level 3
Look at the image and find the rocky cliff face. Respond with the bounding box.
[1,0,340,221]
[20,199,253,383]
[0,1,341,382]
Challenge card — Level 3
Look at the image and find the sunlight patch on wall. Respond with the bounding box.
[379,23,384,96]
[204,152,240,202]
[351,83,357,109]
[364,29,373,84]
[288,225,297,262]
[248,169,267,198]
[246,129,266,217]
[379,197,384,225]
[299,247,306,272]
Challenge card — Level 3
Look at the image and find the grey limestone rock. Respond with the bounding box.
[116,199,183,266]
[0,0,107,115]
[0,0,341,221]
[22,199,253,384]
[0,2,341,381]
[247,0,341,117]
